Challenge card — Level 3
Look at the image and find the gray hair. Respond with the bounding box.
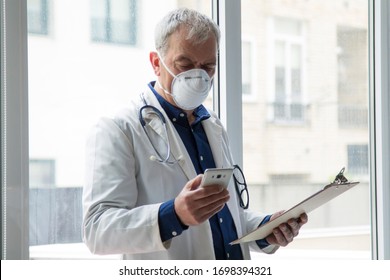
[154,8,220,56]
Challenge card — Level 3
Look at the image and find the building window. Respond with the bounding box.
[338,104,368,128]
[29,159,56,188]
[270,17,306,123]
[29,187,83,246]
[242,38,256,101]
[347,145,368,175]
[91,0,138,45]
[27,0,49,35]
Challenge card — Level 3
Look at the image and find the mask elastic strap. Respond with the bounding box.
[156,79,172,96]
[157,51,176,78]
[156,51,176,95]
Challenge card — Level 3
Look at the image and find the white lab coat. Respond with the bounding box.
[82,86,278,259]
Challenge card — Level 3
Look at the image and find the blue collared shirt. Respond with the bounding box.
[149,82,270,259]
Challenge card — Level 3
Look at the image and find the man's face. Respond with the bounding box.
[154,27,217,106]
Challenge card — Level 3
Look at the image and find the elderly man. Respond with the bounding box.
[83,7,307,260]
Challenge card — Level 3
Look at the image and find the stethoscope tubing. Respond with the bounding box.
[139,93,177,165]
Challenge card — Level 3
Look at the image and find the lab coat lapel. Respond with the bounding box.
[141,88,197,181]
[202,114,244,244]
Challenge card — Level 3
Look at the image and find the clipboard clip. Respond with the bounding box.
[333,167,349,184]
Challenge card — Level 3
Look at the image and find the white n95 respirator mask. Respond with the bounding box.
[156,53,212,110]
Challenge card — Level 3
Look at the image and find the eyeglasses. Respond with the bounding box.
[233,165,249,209]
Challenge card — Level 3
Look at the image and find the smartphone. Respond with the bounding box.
[200,167,234,188]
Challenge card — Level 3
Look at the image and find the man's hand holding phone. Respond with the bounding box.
[174,168,233,226]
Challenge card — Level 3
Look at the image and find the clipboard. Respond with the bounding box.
[230,168,359,245]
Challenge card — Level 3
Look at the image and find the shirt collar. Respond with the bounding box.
[148,81,210,127]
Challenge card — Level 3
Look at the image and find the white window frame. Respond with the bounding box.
[213,0,243,167]
[1,0,30,259]
[241,36,257,102]
[369,0,390,260]
[1,0,389,260]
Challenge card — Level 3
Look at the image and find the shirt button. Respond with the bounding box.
[172,118,177,122]
[219,218,223,224]
[200,156,204,161]
[172,231,177,236]
[226,253,230,259]
[179,113,185,117]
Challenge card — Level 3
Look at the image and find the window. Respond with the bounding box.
[25,0,211,259]
[29,186,83,246]
[2,0,390,262]
[348,145,369,175]
[27,0,49,35]
[242,38,256,101]
[241,0,371,259]
[91,0,139,45]
[338,104,368,128]
[270,17,306,123]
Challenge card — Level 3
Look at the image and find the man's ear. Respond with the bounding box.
[149,51,160,76]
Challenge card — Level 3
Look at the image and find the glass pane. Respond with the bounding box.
[91,0,108,42]
[110,0,134,43]
[275,41,285,67]
[90,0,137,44]
[291,44,302,98]
[275,42,286,102]
[274,17,301,36]
[27,0,48,34]
[111,0,130,21]
[242,0,369,259]
[242,40,252,96]
[28,0,211,259]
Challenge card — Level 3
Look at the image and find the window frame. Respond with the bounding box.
[1,0,389,260]
[347,144,369,175]
[1,0,30,259]
[369,0,390,260]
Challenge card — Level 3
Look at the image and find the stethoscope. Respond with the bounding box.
[139,93,249,208]
[139,93,182,164]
